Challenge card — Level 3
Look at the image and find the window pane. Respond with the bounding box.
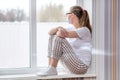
[0,0,29,68]
[37,0,76,67]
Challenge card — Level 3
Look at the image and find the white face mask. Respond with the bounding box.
[68,19,72,24]
[66,17,72,24]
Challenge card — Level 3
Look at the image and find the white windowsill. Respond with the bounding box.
[0,73,96,80]
[0,74,36,79]
[38,73,96,79]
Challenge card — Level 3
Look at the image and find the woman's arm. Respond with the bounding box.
[66,31,79,38]
[49,26,68,36]
[48,27,60,35]
[56,28,79,38]
[49,27,79,38]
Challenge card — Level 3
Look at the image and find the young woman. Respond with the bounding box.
[40,5,92,76]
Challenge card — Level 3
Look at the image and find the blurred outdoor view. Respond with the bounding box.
[0,0,92,68]
[0,0,30,68]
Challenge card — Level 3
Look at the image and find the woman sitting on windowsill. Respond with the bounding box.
[40,5,92,76]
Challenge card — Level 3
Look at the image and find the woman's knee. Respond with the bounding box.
[54,36,63,42]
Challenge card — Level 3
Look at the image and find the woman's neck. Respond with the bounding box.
[73,22,82,29]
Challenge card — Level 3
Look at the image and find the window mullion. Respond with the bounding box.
[29,0,37,69]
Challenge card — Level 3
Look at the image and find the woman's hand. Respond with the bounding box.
[56,27,68,38]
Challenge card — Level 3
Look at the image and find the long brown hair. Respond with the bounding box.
[70,6,92,33]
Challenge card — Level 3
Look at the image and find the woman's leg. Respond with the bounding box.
[39,35,64,76]
[48,35,54,65]
[46,35,88,75]
[48,35,62,67]
[48,35,63,67]
[48,35,88,74]
[60,38,88,74]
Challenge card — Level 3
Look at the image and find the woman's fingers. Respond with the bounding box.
[61,29,68,37]
[57,27,68,38]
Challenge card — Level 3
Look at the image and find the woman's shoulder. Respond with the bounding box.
[76,27,91,37]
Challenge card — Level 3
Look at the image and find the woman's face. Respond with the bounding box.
[66,13,73,24]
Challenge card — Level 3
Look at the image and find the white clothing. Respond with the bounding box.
[66,27,92,66]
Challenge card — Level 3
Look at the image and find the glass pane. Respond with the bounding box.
[0,0,29,68]
[37,0,76,67]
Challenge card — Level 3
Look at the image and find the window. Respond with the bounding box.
[0,0,29,68]
[0,0,92,74]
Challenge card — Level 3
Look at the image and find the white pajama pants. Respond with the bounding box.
[48,35,88,74]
